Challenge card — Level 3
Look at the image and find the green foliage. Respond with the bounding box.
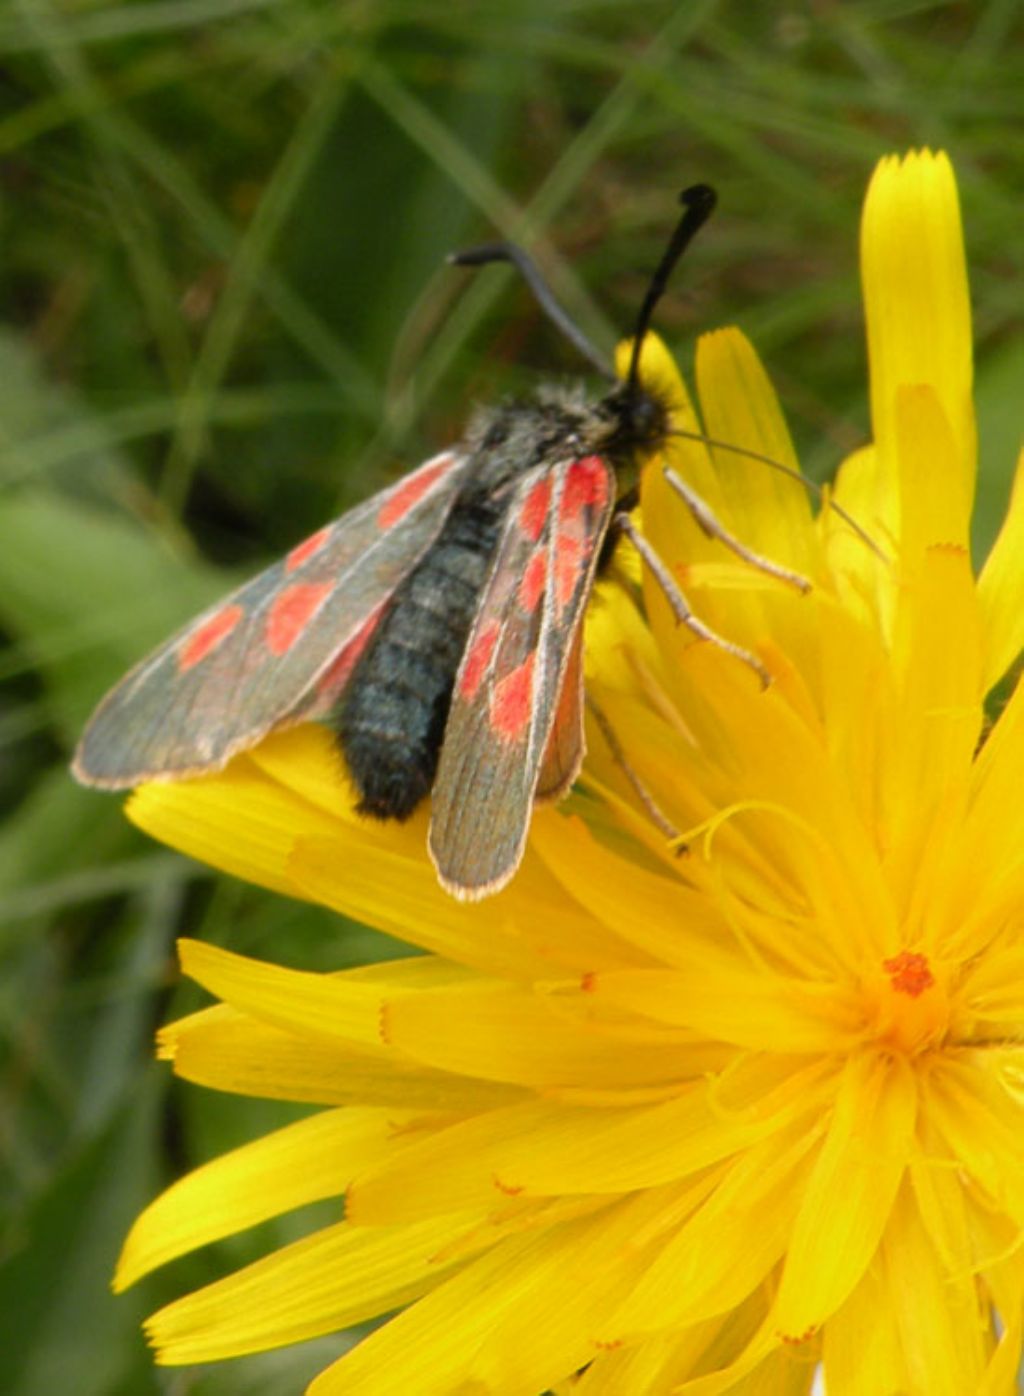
[1,2,1020,1390]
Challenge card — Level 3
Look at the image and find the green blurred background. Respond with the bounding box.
[0,3,1021,1392]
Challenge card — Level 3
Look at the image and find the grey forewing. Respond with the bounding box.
[73,450,470,786]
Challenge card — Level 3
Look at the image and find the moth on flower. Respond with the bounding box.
[73,186,805,899]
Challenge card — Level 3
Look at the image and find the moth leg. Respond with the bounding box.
[612,513,772,688]
[586,696,685,849]
[662,467,811,593]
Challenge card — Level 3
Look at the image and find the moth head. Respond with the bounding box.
[596,374,673,472]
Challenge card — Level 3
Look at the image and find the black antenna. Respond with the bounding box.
[451,191,880,560]
[447,243,616,380]
[626,183,717,393]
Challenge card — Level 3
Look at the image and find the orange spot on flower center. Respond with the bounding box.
[883,950,935,997]
[863,949,948,1054]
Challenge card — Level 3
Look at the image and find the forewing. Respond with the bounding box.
[74,450,470,787]
[429,453,616,898]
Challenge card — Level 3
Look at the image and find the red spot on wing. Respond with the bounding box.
[519,477,552,541]
[553,537,585,610]
[313,604,386,702]
[459,620,500,701]
[490,654,535,741]
[286,525,331,572]
[266,582,334,656]
[519,552,547,613]
[561,456,610,523]
[377,455,452,530]
[178,604,243,672]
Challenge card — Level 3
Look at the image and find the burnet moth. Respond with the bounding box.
[73,185,799,900]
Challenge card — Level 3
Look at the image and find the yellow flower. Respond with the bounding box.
[119,151,1024,1394]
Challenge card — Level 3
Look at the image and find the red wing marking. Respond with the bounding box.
[459,620,500,702]
[560,455,611,521]
[554,537,585,610]
[286,525,332,572]
[518,552,547,613]
[519,477,552,541]
[312,604,386,703]
[178,604,244,672]
[266,582,334,656]
[377,456,453,530]
[547,458,608,611]
[490,654,535,741]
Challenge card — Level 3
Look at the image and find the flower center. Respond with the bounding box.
[861,949,949,1053]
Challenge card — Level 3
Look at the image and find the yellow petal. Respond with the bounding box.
[178,937,398,1047]
[381,980,710,1089]
[977,444,1024,689]
[826,443,898,638]
[882,539,982,905]
[878,1179,990,1393]
[821,1255,905,1395]
[773,1051,916,1335]
[893,382,971,557]
[922,1059,1024,1225]
[583,968,864,1053]
[127,745,335,902]
[939,674,1024,957]
[347,1059,826,1223]
[558,1317,738,1396]
[960,945,1024,1029]
[294,820,644,977]
[310,1203,658,1396]
[694,328,815,574]
[602,1121,817,1341]
[148,1214,473,1363]
[860,150,975,523]
[165,1000,523,1110]
[117,1107,406,1287]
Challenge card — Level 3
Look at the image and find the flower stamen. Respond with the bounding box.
[863,949,949,1053]
[883,949,935,997]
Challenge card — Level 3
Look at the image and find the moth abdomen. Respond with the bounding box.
[334,494,505,821]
